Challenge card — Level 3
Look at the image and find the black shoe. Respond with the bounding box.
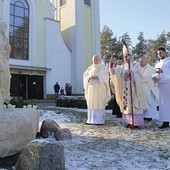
[85,123,93,125]
[85,123,104,125]
[125,124,131,128]
[129,125,140,129]
[158,122,169,129]
[133,126,140,129]
[116,115,122,118]
[112,111,117,115]
[144,118,152,121]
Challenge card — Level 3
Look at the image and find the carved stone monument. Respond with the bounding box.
[0,20,11,109]
[0,20,40,158]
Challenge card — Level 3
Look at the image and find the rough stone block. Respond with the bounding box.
[15,139,65,170]
[0,108,40,157]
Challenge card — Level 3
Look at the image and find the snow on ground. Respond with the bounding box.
[39,108,170,170]
[1,107,170,170]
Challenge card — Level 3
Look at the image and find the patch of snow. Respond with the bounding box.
[38,109,170,170]
[1,108,170,170]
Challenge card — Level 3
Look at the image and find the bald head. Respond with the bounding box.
[92,55,100,65]
[139,58,148,67]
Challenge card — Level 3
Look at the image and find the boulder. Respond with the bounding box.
[39,119,72,140]
[0,108,40,157]
[55,128,72,140]
[40,119,61,138]
[15,139,65,170]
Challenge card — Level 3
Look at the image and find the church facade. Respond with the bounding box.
[0,0,100,99]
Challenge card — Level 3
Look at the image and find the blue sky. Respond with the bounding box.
[99,0,170,46]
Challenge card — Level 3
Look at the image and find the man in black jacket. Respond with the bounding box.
[54,82,60,99]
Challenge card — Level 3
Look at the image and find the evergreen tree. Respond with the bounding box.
[112,38,123,57]
[134,32,147,59]
[156,31,167,48]
[101,25,113,63]
[120,32,132,46]
[100,25,121,63]
[146,31,167,64]
[146,39,158,65]
[166,32,170,54]
[101,25,125,64]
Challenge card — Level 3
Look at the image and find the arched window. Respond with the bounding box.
[9,0,29,60]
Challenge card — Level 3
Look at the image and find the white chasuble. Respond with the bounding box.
[141,64,159,118]
[83,64,111,124]
[83,64,111,109]
[111,61,148,115]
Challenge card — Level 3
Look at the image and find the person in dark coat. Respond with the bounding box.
[110,79,122,118]
[54,82,60,99]
[65,83,72,96]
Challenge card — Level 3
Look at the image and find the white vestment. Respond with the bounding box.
[144,92,158,119]
[83,63,111,124]
[152,57,170,122]
[141,64,159,119]
[111,61,148,126]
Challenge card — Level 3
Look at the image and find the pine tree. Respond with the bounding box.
[100,25,124,64]
[146,31,167,64]
[134,32,147,59]
[120,32,132,46]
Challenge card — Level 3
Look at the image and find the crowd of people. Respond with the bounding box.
[83,46,170,129]
[53,46,170,130]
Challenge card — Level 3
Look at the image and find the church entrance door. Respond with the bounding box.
[10,74,44,99]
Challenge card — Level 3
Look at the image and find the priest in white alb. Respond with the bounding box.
[110,44,148,129]
[139,58,159,121]
[83,55,111,125]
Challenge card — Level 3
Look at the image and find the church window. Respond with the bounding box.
[9,0,29,60]
[60,0,66,6]
[84,0,91,6]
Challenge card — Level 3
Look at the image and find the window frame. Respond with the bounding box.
[9,0,29,60]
